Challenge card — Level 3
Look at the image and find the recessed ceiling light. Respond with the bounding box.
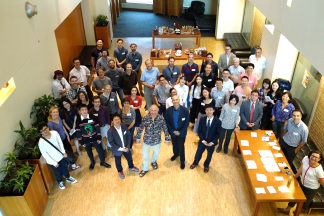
[287,0,292,7]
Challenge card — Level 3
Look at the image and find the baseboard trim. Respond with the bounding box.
[216,39,224,41]
[122,8,153,12]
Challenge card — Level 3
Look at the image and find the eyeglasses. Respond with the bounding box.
[311,155,320,159]
[40,127,47,133]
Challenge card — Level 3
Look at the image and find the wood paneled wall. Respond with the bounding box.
[55,4,86,78]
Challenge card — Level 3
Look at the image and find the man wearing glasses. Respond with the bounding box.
[162,57,181,87]
[153,75,172,116]
[218,44,236,78]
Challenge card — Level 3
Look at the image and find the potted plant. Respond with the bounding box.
[0,178,12,196]
[28,145,41,159]
[30,94,58,128]
[95,14,111,48]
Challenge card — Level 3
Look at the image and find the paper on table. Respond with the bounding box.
[275,176,285,181]
[243,150,252,155]
[272,146,281,150]
[251,132,257,137]
[256,173,267,182]
[267,186,277,194]
[265,131,275,136]
[255,187,266,194]
[274,153,283,158]
[264,164,280,172]
[261,157,276,165]
[246,160,257,169]
[278,185,290,193]
[262,136,270,141]
[269,142,277,146]
[278,162,287,167]
[241,140,249,146]
[258,150,273,158]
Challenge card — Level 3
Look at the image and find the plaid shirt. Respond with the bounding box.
[66,86,87,103]
[136,113,170,146]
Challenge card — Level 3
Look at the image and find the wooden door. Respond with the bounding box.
[109,0,114,29]
[55,4,86,78]
[111,0,117,24]
[153,0,166,15]
[116,0,120,17]
[168,0,183,17]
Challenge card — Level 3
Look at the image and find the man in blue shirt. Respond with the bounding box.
[162,57,181,87]
[126,43,143,95]
[164,95,190,169]
[140,59,160,111]
[181,54,199,107]
[114,39,128,70]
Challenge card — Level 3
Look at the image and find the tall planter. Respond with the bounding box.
[0,165,48,216]
[95,22,112,49]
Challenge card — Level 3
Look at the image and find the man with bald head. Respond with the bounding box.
[164,95,190,169]
[136,104,170,177]
[228,57,245,88]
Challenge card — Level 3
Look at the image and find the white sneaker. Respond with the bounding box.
[66,176,77,184]
[58,181,65,190]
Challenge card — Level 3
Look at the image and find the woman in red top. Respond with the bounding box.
[125,86,142,138]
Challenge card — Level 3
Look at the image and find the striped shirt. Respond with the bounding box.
[211,87,229,108]
[136,114,170,146]
[181,63,199,82]
[271,100,295,122]
[283,118,309,147]
[219,103,240,129]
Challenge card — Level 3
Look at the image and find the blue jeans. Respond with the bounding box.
[272,121,285,139]
[113,87,124,105]
[129,126,135,149]
[144,86,154,111]
[141,143,161,171]
[100,124,111,148]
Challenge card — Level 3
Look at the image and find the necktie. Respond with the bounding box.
[250,102,254,123]
[59,80,65,89]
[206,119,211,137]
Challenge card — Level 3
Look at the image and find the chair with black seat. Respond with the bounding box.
[290,98,307,121]
[185,1,205,20]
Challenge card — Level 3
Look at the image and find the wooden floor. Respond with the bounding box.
[43,37,324,216]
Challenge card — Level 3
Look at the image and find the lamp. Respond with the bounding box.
[25,2,38,18]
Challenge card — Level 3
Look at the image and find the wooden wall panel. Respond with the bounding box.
[112,0,118,24]
[55,4,86,78]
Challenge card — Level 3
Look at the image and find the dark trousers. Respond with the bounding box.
[62,138,76,164]
[218,127,234,151]
[129,126,135,149]
[85,85,94,102]
[171,136,186,163]
[158,104,166,116]
[272,120,285,139]
[260,114,272,130]
[214,107,222,118]
[50,158,70,183]
[114,151,135,172]
[279,138,297,168]
[112,87,124,104]
[288,180,319,209]
[84,141,105,164]
[193,142,216,168]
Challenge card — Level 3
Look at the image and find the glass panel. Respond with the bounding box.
[290,53,321,124]
[241,0,254,43]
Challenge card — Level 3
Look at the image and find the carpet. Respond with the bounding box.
[113,11,215,38]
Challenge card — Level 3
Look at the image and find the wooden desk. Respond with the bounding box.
[150,49,206,65]
[233,130,306,216]
[152,33,201,49]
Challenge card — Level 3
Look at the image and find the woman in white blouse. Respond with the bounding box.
[189,75,203,123]
[278,150,324,214]
[174,76,189,108]
[217,94,240,154]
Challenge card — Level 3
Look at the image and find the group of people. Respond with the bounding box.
[48,39,323,213]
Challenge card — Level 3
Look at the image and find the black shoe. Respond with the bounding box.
[100,162,111,168]
[180,163,185,170]
[224,149,228,154]
[89,162,95,170]
[171,155,179,161]
[216,148,221,153]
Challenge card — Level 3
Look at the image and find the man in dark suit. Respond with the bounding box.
[108,114,139,179]
[165,95,190,169]
[190,105,221,173]
[239,90,263,130]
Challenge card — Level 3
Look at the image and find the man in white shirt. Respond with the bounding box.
[222,69,234,95]
[38,124,77,190]
[228,57,245,87]
[108,114,139,179]
[166,88,177,109]
[52,70,70,100]
[249,47,266,82]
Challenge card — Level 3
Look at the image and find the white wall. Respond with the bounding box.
[198,0,217,15]
[249,0,324,75]
[216,0,245,39]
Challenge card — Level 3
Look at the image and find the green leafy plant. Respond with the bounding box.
[30,94,58,127]
[28,145,40,158]
[12,180,24,193]
[0,178,12,190]
[0,164,16,178]
[95,14,108,26]
[14,121,40,157]
[4,152,20,167]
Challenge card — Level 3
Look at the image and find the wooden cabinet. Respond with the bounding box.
[168,0,183,17]
[95,22,112,49]
[153,0,166,15]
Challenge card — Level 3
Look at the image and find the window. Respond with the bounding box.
[0,77,16,107]
[126,0,153,4]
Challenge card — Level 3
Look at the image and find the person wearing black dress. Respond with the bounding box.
[77,91,94,111]
[189,75,203,123]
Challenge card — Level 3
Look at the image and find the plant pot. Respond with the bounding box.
[0,165,48,216]
[0,187,12,197]
[95,22,111,48]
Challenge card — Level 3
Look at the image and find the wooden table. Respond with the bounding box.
[152,33,201,49]
[150,49,206,66]
[233,130,306,216]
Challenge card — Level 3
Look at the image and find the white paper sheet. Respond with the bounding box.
[242,150,252,155]
[274,153,283,158]
[262,136,270,141]
[261,158,276,165]
[278,162,287,167]
[251,132,257,137]
[267,186,277,194]
[264,164,280,172]
[256,173,267,182]
[268,142,277,146]
[241,140,249,146]
[246,160,257,169]
[275,176,285,181]
[265,131,275,136]
[272,146,281,150]
[258,150,273,158]
[278,185,290,193]
[255,187,266,194]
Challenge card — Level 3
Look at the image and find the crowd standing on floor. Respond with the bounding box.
[49,39,323,213]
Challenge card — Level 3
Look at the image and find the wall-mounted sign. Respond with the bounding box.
[301,69,310,88]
